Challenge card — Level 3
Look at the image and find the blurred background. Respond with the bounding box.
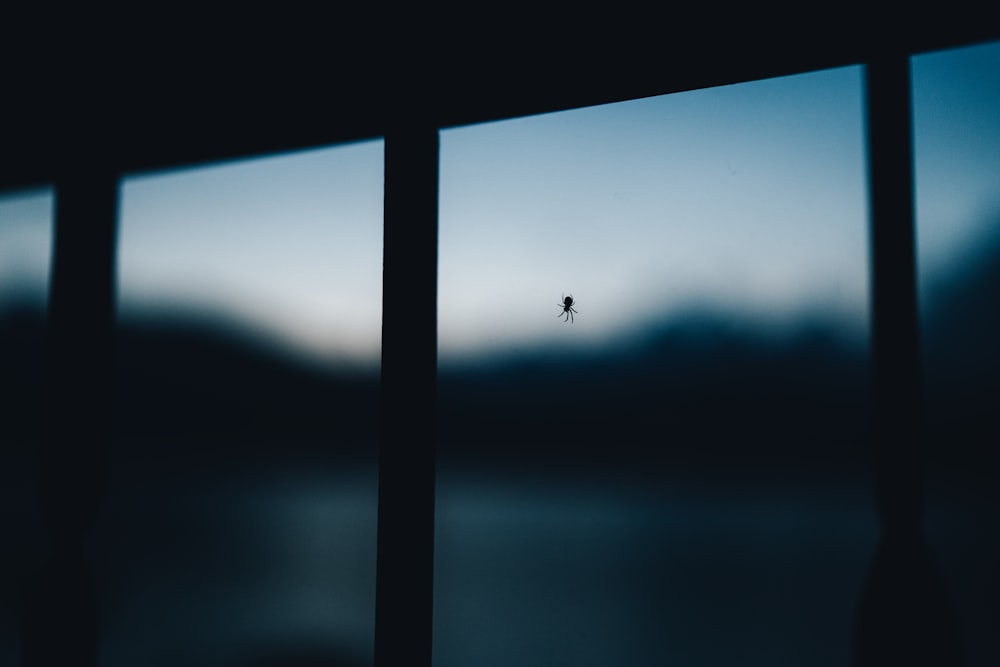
[435,62,875,667]
[1,38,998,667]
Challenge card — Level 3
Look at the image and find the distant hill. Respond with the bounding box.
[437,311,872,473]
[0,304,47,447]
[3,225,998,477]
[111,317,380,468]
[920,217,1000,471]
[0,308,379,469]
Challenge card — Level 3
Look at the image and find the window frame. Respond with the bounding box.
[13,40,964,667]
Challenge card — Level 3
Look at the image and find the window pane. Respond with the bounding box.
[97,141,383,667]
[0,187,53,666]
[437,66,873,667]
[913,39,1000,667]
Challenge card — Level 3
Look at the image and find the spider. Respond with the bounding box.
[557,294,578,323]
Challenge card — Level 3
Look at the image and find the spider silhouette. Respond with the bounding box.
[557,294,578,323]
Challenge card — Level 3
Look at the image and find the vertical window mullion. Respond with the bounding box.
[375,126,439,667]
[866,54,922,538]
[23,168,118,667]
[854,54,963,666]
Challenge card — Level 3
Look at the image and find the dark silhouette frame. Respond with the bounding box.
[3,10,998,667]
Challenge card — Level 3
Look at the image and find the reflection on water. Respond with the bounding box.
[90,458,886,667]
[92,461,378,667]
[435,467,878,667]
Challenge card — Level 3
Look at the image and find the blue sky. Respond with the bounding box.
[912,39,1000,289]
[1,39,998,369]
[116,140,385,371]
[438,64,869,362]
[0,186,53,312]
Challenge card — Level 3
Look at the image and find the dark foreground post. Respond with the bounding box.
[21,170,117,666]
[853,54,963,667]
[374,126,439,667]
